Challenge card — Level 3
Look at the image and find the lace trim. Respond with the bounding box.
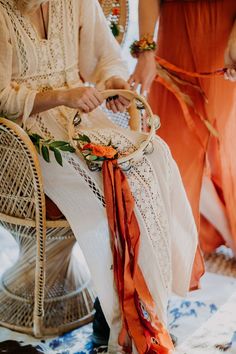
[0,0,29,76]
[13,65,79,91]
[66,156,105,207]
[78,128,172,289]
[1,0,77,90]
[30,115,172,289]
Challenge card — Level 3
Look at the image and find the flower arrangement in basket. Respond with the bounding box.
[69,89,161,172]
[73,132,118,170]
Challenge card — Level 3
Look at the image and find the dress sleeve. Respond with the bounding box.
[78,0,129,88]
[0,11,37,125]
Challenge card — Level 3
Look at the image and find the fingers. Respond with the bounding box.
[129,74,151,95]
[78,87,103,112]
[129,76,151,96]
[93,90,103,105]
[106,97,122,113]
[128,75,139,91]
[140,78,153,96]
[106,95,129,113]
[118,96,130,106]
[224,68,236,82]
[80,103,91,113]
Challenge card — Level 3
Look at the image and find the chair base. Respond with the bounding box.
[0,280,95,338]
[0,222,96,338]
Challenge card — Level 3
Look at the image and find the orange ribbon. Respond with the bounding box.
[102,160,174,354]
[156,56,225,78]
[155,56,225,144]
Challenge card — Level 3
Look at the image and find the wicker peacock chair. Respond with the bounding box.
[99,0,129,45]
[0,0,130,339]
[0,118,95,338]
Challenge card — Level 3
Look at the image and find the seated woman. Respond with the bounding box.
[0,0,201,352]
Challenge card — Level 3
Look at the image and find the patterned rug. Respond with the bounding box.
[176,291,236,354]
[0,229,236,354]
[0,271,235,353]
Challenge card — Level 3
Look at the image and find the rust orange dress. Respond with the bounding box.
[149,0,236,258]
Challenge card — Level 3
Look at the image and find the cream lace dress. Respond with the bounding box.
[0,0,198,352]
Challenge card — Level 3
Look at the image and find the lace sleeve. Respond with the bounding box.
[78,0,129,88]
[0,10,37,125]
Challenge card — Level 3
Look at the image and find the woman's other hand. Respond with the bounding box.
[105,76,130,113]
[224,21,236,82]
[129,51,157,95]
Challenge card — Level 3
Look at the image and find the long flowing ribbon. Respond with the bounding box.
[102,160,174,354]
[155,56,225,144]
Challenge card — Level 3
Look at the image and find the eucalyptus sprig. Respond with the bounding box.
[29,133,75,167]
[1,112,76,166]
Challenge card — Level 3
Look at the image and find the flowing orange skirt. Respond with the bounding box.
[149,0,236,271]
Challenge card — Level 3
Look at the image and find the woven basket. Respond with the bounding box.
[0,118,95,338]
[99,0,129,45]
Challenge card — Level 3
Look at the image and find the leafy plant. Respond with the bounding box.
[29,133,75,166]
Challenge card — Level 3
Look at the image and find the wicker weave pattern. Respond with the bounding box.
[0,118,95,337]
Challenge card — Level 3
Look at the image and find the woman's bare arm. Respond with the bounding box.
[31,87,103,115]
[139,0,161,37]
[129,0,161,94]
[31,76,130,116]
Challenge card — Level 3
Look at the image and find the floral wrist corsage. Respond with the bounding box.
[130,35,157,58]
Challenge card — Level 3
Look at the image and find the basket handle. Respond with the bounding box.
[69,89,160,169]
[100,89,153,118]
[102,89,155,132]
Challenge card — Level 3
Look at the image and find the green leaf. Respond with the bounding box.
[41,145,50,163]
[58,145,75,153]
[110,22,120,37]
[50,141,68,148]
[77,134,91,143]
[53,149,63,166]
[29,133,42,144]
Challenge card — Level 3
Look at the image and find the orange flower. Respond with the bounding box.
[82,143,117,159]
[112,7,120,16]
[83,143,93,150]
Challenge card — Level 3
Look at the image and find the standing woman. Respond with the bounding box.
[0,0,199,352]
[130,0,236,256]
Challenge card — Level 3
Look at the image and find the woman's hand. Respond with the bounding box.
[105,76,130,113]
[129,51,157,95]
[224,21,236,82]
[224,45,236,81]
[62,87,103,113]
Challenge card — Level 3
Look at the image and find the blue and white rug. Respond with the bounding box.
[0,272,235,353]
[0,227,236,353]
